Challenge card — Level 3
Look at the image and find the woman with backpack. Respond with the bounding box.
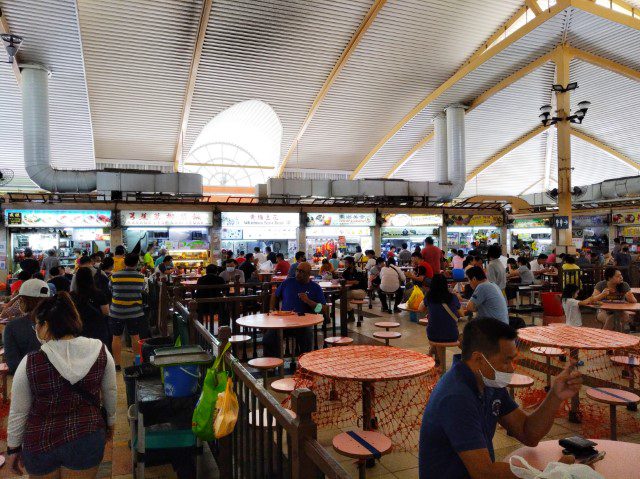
[6,293,117,477]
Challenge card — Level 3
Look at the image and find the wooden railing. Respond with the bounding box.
[174,300,350,479]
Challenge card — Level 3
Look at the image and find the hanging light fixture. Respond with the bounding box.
[538,84,590,126]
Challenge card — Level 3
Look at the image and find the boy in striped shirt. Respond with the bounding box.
[110,253,146,370]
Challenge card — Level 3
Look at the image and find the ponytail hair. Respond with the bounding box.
[33,292,83,339]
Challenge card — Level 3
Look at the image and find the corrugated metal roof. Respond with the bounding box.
[570,59,640,165]
[392,139,435,180]
[567,7,640,71]
[183,0,374,170]
[354,8,570,178]
[291,0,524,173]
[77,0,203,164]
[1,0,95,181]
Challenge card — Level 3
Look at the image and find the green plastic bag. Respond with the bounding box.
[192,343,231,441]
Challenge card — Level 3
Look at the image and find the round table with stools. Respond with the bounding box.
[585,387,640,440]
[587,301,640,332]
[298,345,436,447]
[518,325,639,423]
[237,312,324,377]
[507,439,640,478]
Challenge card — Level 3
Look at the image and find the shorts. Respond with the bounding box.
[23,429,105,475]
[110,315,143,336]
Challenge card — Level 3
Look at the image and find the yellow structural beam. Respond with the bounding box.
[0,9,21,84]
[525,0,544,15]
[275,0,387,177]
[571,129,640,170]
[571,0,640,31]
[466,125,550,182]
[566,45,640,82]
[464,195,533,214]
[350,0,568,179]
[173,0,215,172]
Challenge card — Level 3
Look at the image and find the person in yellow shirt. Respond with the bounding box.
[561,254,581,287]
[112,245,126,272]
[143,244,156,269]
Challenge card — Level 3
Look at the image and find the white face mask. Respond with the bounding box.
[33,324,47,345]
[226,267,235,272]
[479,354,513,389]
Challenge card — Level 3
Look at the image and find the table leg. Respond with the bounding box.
[362,381,377,468]
[627,362,638,412]
[569,348,581,423]
[610,404,617,440]
[277,330,284,378]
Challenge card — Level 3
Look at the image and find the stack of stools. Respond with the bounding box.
[428,340,460,373]
[373,321,401,346]
[324,336,354,347]
[248,357,284,388]
[530,346,565,391]
[586,387,640,440]
[333,430,392,479]
[507,373,534,400]
[350,299,366,327]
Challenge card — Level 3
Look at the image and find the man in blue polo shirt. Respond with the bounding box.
[265,262,326,357]
[419,318,582,478]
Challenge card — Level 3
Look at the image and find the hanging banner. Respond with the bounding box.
[381,213,442,227]
[221,212,298,227]
[4,210,111,228]
[307,213,375,227]
[612,212,640,225]
[512,218,551,228]
[445,214,503,227]
[121,210,213,227]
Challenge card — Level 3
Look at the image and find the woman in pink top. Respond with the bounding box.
[451,250,465,269]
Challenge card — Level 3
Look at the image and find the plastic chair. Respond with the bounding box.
[540,292,565,325]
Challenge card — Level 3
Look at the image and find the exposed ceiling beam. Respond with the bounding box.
[525,0,544,15]
[467,125,551,182]
[570,129,640,171]
[0,8,22,85]
[566,45,640,82]
[350,0,568,179]
[383,46,559,178]
[519,177,544,196]
[275,0,387,177]
[571,0,640,31]
[173,0,214,172]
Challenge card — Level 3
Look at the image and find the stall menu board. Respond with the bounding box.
[221,212,298,227]
[381,226,439,238]
[512,218,551,228]
[612,212,640,225]
[446,214,503,227]
[572,215,608,228]
[221,226,297,240]
[4,209,111,228]
[307,213,375,227]
[306,226,371,237]
[381,213,442,227]
[620,226,640,237]
[121,210,213,227]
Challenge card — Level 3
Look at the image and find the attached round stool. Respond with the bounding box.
[373,331,401,346]
[333,430,392,479]
[428,341,459,374]
[374,321,400,331]
[586,387,640,440]
[418,318,428,326]
[531,346,565,391]
[270,377,311,394]
[350,300,365,327]
[611,355,640,390]
[324,336,354,347]
[248,357,284,388]
[507,373,534,399]
[229,334,251,359]
[249,407,296,427]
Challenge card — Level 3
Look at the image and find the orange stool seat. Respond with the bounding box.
[270,378,311,394]
[350,300,366,305]
[374,321,400,330]
[586,387,640,440]
[229,335,251,343]
[248,357,284,370]
[333,430,392,477]
[324,336,354,346]
[373,331,401,346]
[418,318,428,326]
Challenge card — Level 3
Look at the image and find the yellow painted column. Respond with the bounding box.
[555,48,573,253]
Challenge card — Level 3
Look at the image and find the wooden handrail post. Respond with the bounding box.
[261,283,270,313]
[290,388,320,479]
[339,283,349,337]
[187,300,198,345]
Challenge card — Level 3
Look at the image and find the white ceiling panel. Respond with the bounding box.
[77,0,203,164]
[183,0,374,169]
[392,139,436,181]
[355,7,570,178]
[292,0,523,172]
[1,0,95,183]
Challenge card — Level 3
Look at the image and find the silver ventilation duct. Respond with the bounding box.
[263,105,467,201]
[21,64,202,195]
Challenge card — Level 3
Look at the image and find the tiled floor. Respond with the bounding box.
[1,299,639,478]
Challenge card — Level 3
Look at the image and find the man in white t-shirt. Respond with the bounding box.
[529,254,548,277]
[253,247,267,264]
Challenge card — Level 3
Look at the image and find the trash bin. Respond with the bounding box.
[141,336,174,363]
[124,363,161,407]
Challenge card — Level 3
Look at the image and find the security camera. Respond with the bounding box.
[1,33,23,64]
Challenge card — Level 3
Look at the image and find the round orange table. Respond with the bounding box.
[506,439,640,478]
[237,312,324,376]
[299,345,435,431]
[587,301,640,332]
[518,325,639,422]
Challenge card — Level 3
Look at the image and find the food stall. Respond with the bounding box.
[572,214,609,253]
[380,213,442,255]
[445,214,502,254]
[306,212,375,259]
[220,212,298,258]
[509,217,553,257]
[120,210,213,271]
[4,209,112,272]
[612,212,640,248]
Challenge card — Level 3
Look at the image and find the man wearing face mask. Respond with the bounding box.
[219,259,245,283]
[4,279,51,373]
[419,318,582,479]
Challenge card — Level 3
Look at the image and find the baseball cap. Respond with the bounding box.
[19,279,51,298]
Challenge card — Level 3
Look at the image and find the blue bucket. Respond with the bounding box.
[452,268,466,281]
[163,364,200,397]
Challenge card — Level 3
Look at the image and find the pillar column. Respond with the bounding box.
[555,48,573,254]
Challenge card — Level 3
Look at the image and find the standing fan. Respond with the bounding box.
[0,169,14,187]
